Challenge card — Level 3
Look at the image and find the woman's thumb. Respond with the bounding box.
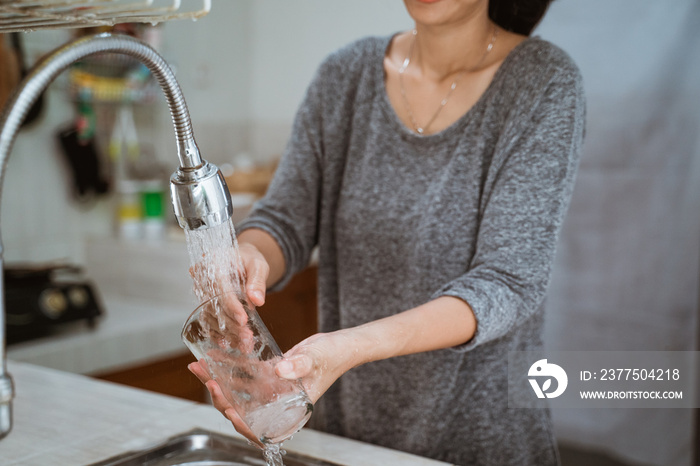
[246,282,265,306]
[276,355,313,379]
[245,264,268,306]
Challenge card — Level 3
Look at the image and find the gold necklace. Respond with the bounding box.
[398,26,498,135]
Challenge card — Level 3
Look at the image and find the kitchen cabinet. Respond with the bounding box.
[92,265,318,400]
[93,351,207,402]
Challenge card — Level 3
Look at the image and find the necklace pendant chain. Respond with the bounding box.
[398,25,498,135]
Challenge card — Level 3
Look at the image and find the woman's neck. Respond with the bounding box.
[412,11,496,82]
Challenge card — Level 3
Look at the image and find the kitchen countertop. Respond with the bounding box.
[6,292,191,375]
[0,361,450,466]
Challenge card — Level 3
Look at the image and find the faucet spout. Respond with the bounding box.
[0,32,233,440]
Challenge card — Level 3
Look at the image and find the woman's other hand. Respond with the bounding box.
[274,296,478,403]
[274,331,358,404]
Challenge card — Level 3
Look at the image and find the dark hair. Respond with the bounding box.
[489,0,553,36]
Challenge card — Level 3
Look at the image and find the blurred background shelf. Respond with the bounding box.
[0,0,211,33]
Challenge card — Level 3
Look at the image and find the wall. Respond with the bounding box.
[537,1,700,465]
[246,1,411,158]
[156,1,253,165]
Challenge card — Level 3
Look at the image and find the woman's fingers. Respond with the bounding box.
[275,354,314,380]
[205,379,231,413]
[224,408,264,448]
[219,291,249,326]
[190,242,270,309]
[188,360,211,384]
[238,243,269,307]
[245,260,268,306]
[273,331,358,404]
[205,380,264,448]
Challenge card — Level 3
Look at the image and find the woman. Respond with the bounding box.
[190,0,585,464]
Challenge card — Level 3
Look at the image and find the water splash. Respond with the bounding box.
[247,393,313,444]
[262,443,286,466]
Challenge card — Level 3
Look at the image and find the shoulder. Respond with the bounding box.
[507,37,584,92]
[303,35,390,120]
[319,35,388,75]
[309,35,389,95]
[485,38,586,150]
[490,37,585,127]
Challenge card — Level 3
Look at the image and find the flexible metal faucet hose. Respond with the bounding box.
[0,32,231,440]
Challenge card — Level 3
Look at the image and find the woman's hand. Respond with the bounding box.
[188,360,264,448]
[274,296,478,403]
[274,330,359,404]
[188,241,271,306]
[188,331,356,445]
[236,228,287,305]
[237,241,270,307]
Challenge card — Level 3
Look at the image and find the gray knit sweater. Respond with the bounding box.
[239,34,585,466]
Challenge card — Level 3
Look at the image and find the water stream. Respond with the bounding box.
[262,443,286,466]
[185,218,242,303]
[184,218,288,466]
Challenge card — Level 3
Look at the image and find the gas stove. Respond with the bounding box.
[4,263,103,345]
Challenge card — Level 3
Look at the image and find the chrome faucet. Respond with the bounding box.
[0,33,234,439]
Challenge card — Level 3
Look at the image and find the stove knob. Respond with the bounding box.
[39,289,68,319]
[68,286,89,308]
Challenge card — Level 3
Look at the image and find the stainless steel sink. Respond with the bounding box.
[89,429,342,466]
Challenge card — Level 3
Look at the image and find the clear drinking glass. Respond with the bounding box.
[181,291,313,445]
